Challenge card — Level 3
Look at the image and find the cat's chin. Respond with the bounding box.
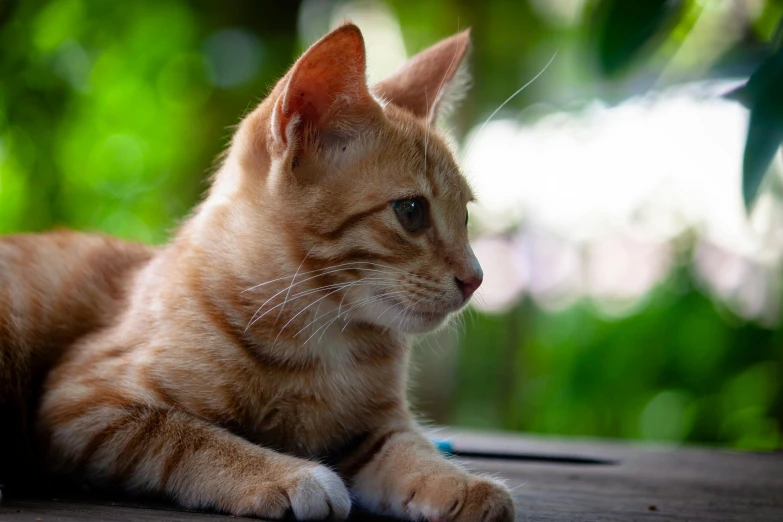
[371,309,450,335]
[354,294,453,335]
[398,310,449,334]
[346,303,436,335]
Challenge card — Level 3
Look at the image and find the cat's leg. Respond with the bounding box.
[39,404,351,519]
[341,422,514,522]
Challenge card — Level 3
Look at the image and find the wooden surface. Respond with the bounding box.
[1,429,781,521]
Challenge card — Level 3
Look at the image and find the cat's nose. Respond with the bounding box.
[454,248,483,301]
[455,274,482,301]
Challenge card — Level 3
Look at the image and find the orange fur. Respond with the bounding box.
[0,24,513,521]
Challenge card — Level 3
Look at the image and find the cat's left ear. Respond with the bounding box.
[373,29,471,123]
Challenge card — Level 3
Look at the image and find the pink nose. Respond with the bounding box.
[455,275,482,300]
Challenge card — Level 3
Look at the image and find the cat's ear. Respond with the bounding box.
[374,29,471,123]
[272,23,374,146]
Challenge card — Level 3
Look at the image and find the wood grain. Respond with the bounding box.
[1,430,780,521]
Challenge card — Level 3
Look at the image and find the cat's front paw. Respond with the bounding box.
[289,466,352,520]
[233,465,351,520]
[398,473,514,522]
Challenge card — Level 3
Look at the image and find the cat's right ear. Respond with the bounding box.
[374,29,471,123]
[272,24,375,148]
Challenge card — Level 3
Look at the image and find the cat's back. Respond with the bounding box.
[0,230,154,484]
[0,230,155,353]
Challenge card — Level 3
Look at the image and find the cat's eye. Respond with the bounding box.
[392,198,428,233]
[465,208,469,226]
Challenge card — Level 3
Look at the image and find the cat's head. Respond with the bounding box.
[213,24,480,336]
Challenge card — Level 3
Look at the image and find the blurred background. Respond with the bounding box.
[1,0,782,450]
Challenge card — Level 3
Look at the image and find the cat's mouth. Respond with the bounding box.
[372,292,449,331]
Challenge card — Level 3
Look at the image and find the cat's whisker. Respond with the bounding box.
[315,297,381,344]
[331,276,411,319]
[298,296,372,340]
[375,286,426,329]
[394,296,425,333]
[272,278,407,345]
[423,333,434,354]
[381,292,428,335]
[467,303,477,326]
[336,274,386,317]
[418,38,457,184]
[424,85,429,180]
[456,309,467,335]
[340,311,357,333]
[286,278,399,302]
[241,261,408,294]
[281,278,403,314]
[449,313,460,337]
[463,51,558,159]
[405,295,429,327]
[337,286,418,334]
[246,267,403,311]
[246,268,404,329]
[387,303,413,334]
[282,279,418,338]
[274,246,313,326]
[313,297,323,329]
[432,36,461,118]
[302,306,360,347]
[301,290,411,346]
[247,280,361,331]
[271,278,399,321]
[449,315,462,338]
[332,288,413,331]
[433,330,447,356]
[293,285,419,340]
[374,293,407,324]
[251,277,401,332]
[316,294,389,345]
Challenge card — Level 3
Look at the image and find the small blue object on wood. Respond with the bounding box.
[434,439,453,456]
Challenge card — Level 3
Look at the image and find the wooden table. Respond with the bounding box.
[1,430,781,521]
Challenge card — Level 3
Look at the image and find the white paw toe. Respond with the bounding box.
[290,466,351,520]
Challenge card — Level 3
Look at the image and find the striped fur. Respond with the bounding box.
[0,24,513,521]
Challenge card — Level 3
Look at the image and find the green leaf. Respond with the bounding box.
[592,0,685,77]
[743,110,783,208]
[738,47,783,208]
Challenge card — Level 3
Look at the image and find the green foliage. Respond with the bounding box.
[591,0,685,77]
[590,0,783,209]
[455,269,782,449]
[0,0,299,240]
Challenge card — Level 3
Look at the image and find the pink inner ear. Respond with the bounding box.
[287,63,357,127]
[279,24,370,137]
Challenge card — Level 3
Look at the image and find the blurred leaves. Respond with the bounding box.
[0,0,18,29]
[0,0,300,237]
[457,270,782,449]
[591,0,684,77]
[592,0,783,211]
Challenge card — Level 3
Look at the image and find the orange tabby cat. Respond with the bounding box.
[0,24,514,521]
